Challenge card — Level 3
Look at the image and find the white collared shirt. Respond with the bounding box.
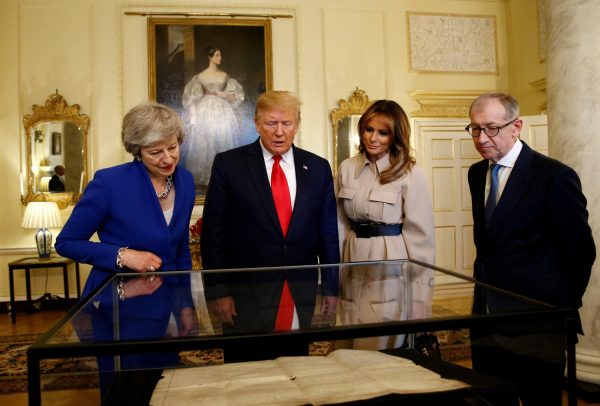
[485,138,523,202]
[260,141,297,210]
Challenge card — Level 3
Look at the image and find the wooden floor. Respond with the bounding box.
[0,310,98,406]
[0,309,598,405]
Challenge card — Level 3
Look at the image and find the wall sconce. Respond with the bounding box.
[21,202,63,258]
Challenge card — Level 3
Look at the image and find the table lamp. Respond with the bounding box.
[21,202,63,259]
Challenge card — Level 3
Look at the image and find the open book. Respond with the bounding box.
[150,349,469,405]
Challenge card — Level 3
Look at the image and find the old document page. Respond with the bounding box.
[150,349,469,405]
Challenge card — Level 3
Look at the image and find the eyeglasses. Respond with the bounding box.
[465,118,518,138]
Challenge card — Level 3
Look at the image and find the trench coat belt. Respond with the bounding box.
[350,222,403,238]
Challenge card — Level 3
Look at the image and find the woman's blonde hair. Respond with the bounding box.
[122,102,185,157]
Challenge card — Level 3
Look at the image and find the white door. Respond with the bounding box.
[412,115,548,283]
[519,115,548,156]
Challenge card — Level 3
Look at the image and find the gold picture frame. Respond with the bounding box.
[148,18,273,204]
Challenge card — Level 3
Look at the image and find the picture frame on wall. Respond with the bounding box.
[407,12,498,74]
[537,0,546,62]
[148,17,273,204]
[51,132,62,155]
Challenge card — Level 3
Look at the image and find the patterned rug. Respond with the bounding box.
[436,329,472,363]
[0,334,333,394]
[0,333,98,394]
[0,332,468,394]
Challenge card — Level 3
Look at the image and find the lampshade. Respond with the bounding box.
[21,202,62,258]
[39,176,51,192]
[22,202,62,229]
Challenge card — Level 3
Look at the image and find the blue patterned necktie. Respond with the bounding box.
[484,163,502,228]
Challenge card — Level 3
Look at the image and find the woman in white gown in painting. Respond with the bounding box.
[181,47,245,187]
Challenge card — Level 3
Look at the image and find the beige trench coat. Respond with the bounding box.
[336,153,435,350]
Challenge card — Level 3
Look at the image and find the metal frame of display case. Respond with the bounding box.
[26,259,579,406]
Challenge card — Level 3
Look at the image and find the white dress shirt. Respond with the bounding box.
[260,141,297,209]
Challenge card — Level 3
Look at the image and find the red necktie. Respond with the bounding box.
[271,155,294,330]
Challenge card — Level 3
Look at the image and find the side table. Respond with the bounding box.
[8,256,81,324]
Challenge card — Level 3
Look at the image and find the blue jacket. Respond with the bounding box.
[56,159,196,320]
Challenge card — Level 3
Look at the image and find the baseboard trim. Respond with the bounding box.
[0,297,78,314]
[0,247,38,256]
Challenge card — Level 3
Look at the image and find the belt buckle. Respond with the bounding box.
[356,223,372,238]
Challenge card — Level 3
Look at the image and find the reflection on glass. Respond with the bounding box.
[331,88,373,173]
[30,121,83,194]
[29,260,573,406]
[45,260,554,346]
[337,115,361,165]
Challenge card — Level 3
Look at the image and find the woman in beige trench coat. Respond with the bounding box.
[336,100,435,350]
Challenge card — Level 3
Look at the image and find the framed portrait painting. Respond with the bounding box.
[51,132,62,155]
[148,18,273,204]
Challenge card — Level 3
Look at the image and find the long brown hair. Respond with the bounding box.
[357,100,415,184]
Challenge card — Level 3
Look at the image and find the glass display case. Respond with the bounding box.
[27,260,579,405]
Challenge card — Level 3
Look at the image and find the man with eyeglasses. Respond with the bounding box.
[466,92,595,406]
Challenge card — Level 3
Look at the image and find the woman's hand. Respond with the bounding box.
[221,91,237,103]
[120,248,162,273]
[121,274,162,299]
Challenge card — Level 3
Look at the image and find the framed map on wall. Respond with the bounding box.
[407,12,498,74]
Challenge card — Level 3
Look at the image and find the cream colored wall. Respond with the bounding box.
[506,0,546,115]
[0,0,525,300]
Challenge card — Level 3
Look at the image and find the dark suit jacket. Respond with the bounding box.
[49,174,65,192]
[201,139,340,332]
[468,141,595,328]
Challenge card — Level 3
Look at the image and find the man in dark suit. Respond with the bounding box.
[201,90,339,361]
[49,165,65,192]
[467,92,595,405]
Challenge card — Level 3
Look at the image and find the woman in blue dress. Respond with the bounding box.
[56,102,197,401]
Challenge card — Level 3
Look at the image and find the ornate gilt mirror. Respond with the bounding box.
[330,88,373,173]
[22,92,89,209]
